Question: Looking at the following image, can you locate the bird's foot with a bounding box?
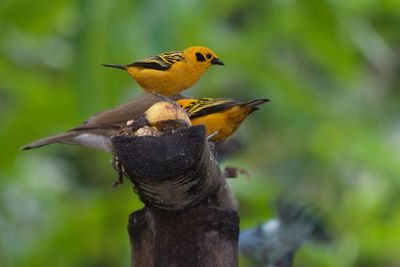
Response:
[151,92,172,102]
[111,156,127,188]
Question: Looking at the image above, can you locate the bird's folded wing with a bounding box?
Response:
[128,51,184,71]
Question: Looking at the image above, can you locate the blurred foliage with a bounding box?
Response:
[1,0,400,266]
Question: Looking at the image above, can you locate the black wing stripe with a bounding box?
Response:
[188,101,241,119]
[241,99,269,114]
[127,51,184,71]
[129,59,171,71]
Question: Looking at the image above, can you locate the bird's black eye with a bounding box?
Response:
[206,53,212,59]
[196,52,206,62]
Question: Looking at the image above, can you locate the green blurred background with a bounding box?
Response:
[1,0,400,266]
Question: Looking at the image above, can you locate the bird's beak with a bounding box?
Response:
[211,58,224,66]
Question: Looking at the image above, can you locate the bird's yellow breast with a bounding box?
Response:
[190,106,252,142]
[127,61,207,96]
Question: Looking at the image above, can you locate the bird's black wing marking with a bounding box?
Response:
[128,51,184,71]
[160,51,185,64]
[188,100,241,119]
[128,56,172,71]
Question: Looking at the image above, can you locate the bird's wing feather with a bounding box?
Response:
[241,99,270,114]
[129,51,184,71]
[21,94,184,151]
[80,93,174,128]
[21,132,81,150]
[184,98,241,119]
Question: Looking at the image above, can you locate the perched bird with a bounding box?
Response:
[239,199,330,267]
[179,97,269,180]
[21,93,168,152]
[178,97,269,142]
[102,46,224,96]
[21,95,268,152]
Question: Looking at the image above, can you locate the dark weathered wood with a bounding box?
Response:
[113,126,205,179]
[129,207,239,267]
[111,125,239,267]
[112,126,236,211]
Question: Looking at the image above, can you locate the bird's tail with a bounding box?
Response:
[102,63,126,70]
[21,132,79,150]
[241,98,270,114]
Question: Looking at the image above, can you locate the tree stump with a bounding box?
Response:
[112,125,239,267]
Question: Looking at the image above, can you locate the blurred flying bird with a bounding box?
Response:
[102,46,224,96]
[21,95,268,152]
[239,199,330,267]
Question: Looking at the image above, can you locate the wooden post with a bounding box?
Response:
[112,125,239,267]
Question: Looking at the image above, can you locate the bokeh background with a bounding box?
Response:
[1,0,400,266]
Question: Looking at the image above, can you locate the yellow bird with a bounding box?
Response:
[102,46,224,96]
[177,97,269,142]
[21,94,268,152]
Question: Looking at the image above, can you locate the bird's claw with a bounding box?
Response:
[151,92,171,103]
[111,156,128,187]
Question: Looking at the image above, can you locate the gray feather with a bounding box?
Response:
[21,132,82,150]
[21,93,180,152]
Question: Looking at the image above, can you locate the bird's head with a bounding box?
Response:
[184,46,224,70]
